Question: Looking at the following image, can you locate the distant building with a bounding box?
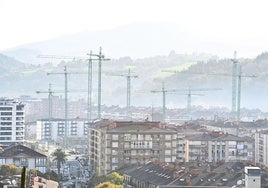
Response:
[36,118,89,149]
[88,120,180,175]
[0,98,25,145]
[186,131,250,162]
[202,121,239,136]
[0,144,47,173]
[24,96,88,119]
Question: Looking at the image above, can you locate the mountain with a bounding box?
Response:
[1,22,220,64]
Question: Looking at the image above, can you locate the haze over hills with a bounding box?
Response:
[0,22,268,112]
[0,22,249,64]
[0,49,268,112]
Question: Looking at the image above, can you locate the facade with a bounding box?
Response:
[186,131,249,162]
[0,98,25,145]
[0,144,47,173]
[36,118,89,148]
[88,120,179,175]
[255,130,268,166]
[245,166,261,188]
[24,96,88,119]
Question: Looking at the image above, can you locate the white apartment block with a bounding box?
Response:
[0,98,25,145]
[36,118,89,148]
[255,130,268,166]
[88,120,180,175]
[186,131,250,162]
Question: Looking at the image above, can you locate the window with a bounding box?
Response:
[112,142,118,147]
[165,135,171,140]
[165,142,171,147]
[165,150,171,155]
[112,134,118,140]
[1,112,12,116]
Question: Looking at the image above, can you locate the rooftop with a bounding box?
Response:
[119,161,266,187]
[187,132,244,142]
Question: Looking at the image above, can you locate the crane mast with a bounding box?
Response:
[107,68,138,119]
[231,51,238,116]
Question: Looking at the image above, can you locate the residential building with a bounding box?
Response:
[36,118,89,149]
[0,144,47,173]
[186,131,250,162]
[88,120,179,175]
[255,130,268,166]
[0,98,25,145]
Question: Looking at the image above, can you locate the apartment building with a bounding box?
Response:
[255,130,268,166]
[0,98,25,145]
[186,131,250,162]
[88,120,179,175]
[36,118,89,149]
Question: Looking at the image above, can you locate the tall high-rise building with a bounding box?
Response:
[0,98,25,145]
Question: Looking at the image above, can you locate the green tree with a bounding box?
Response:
[106,172,123,185]
[88,172,123,188]
[0,164,21,176]
[51,149,66,175]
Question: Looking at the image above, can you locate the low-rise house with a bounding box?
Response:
[0,144,47,173]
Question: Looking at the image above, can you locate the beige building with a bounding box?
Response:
[186,131,249,162]
[88,120,179,175]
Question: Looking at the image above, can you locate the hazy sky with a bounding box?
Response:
[1,0,268,57]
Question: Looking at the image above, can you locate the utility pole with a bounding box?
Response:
[106,68,138,119]
[90,47,110,119]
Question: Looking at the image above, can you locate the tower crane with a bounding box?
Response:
[151,83,168,122]
[173,87,221,119]
[89,47,110,119]
[36,83,53,141]
[151,84,221,122]
[231,51,238,115]
[162,52,256,120]
[36,83,87,143]
[106,68,138,119]
[46,66,89,148]
[38,47,110,120]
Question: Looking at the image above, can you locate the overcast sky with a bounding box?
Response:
[1,0,268,57]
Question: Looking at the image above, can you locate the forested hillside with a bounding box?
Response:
[0,51,267,111]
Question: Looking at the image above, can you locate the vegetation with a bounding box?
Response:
[88,172,123,188]
[1,51,268,110]
[51,149,66,175]
[95,181,122,188]
[0,164,22,176]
